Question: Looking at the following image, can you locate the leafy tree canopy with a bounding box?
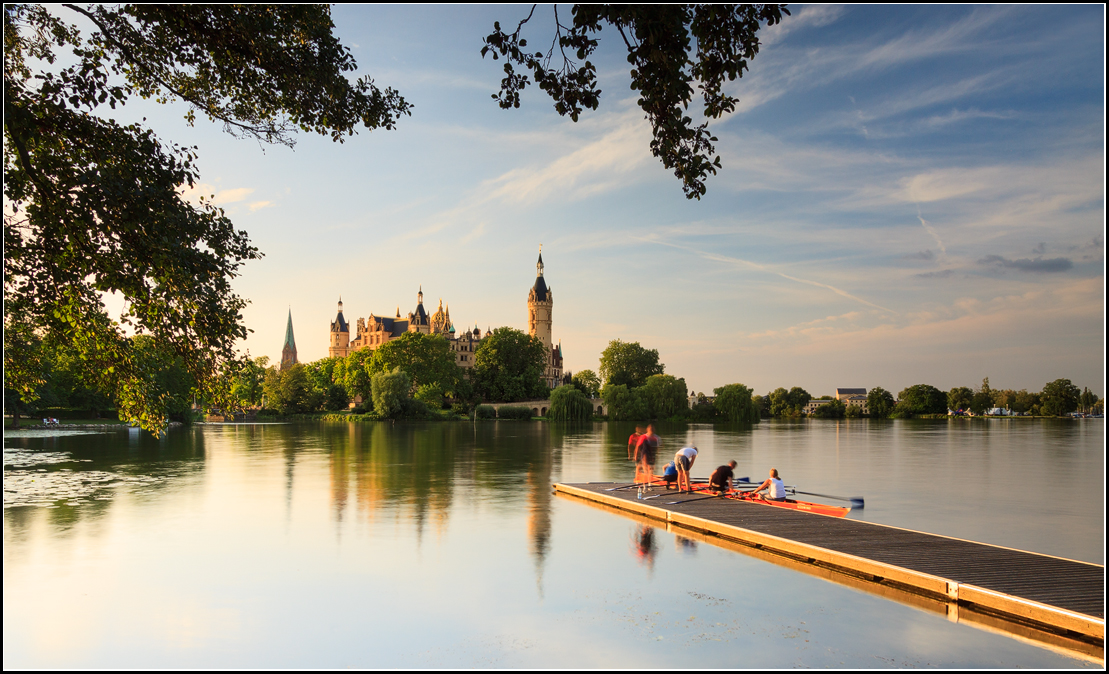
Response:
[895,384,947,417]
[3,5,411,432]
[598,339,664,389]
[548,384,593,422]
[1040,378,1080,417]
[713,383,758,423]
[601,383,648,422]
[947,386,973,412]
[368,332,462,395]
[643,373,687,419]
[866,387,895,419]
[482,4,789,199]
[570,369,601,398]
[471,327,549,402]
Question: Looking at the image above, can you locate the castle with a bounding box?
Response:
[328,252,564,388]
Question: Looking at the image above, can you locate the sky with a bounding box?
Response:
[83,5,1106,397]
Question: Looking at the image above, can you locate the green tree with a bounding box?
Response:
[1012,389,1039,415]
[570,369,601,398]
[970,377,994,415]
[414,383,445,410]
[342,348,375,404]
[768,387,791,417]
[643,374,688,419]
[368,332,461,395]
[867,387,895,419]
[548,384,593,422]
[4,5,410,432]
[371,367,411,418]
[471,327,548,402]
[602,384,649,421]
[1040,379,1080,417]
[1078,387,1099,414]
[947,386,972,412]
[262,364,322,415]
[712,383,759,423]
[810,398,846,419]
[894,384,947,417]
[482,5,789,199]
[598,339,665,388]
[788,387,811,413]
[230,356,269,408]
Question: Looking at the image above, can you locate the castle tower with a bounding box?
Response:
[409,286,430,334]
[527,250,553,350]
[329,298,350,358]
[281,308,298,370]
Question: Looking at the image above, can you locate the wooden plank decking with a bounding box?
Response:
[555,481,1105,652]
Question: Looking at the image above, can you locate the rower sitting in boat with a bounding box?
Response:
[708,461,738,493]
[749,468,787,502]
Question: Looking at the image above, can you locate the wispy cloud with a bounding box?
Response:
[639,237,897,314]
[977,254,1074,273]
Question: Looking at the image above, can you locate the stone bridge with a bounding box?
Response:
[485,398,607,418]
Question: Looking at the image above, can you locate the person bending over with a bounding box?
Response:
[708,461,738,493]
[673,446,698,492]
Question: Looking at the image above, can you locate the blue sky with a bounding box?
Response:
[95,5,1105,397]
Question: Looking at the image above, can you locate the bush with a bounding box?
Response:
[398,397,430,419]
[496,405,533,420]
[548,385,592,422]
[474,404,497,420]
[450,401,471,417]
[372,368,410,417]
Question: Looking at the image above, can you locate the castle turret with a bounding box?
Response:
[527,251,553,350]
[281,308,299,369]
[329,297,350,358]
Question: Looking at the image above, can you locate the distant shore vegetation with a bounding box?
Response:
[6,333,1102,427]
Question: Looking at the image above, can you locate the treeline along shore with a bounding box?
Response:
[8,330,1102,427]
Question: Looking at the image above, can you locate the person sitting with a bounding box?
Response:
[660,460,679,489]
[749,468,787,501]
[708,461,738,493]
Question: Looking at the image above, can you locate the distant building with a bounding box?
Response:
[806,399,832,414]
[836,388,869,414]
[328,251,564,387]
[280,308,298,370]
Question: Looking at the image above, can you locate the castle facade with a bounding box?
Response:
[328,252,564,388]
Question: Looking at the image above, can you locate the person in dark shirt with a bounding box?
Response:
[708,461,738,493]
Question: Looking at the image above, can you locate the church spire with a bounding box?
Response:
[281,308,298,370]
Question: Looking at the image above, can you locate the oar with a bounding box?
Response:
[787,489,865,509]
[605,479,666,492]
[737,478,864,509]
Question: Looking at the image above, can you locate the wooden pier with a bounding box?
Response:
[555,482,1104,658]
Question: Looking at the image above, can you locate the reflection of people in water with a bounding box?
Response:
[675,535,698,555]
[631,524,658,570]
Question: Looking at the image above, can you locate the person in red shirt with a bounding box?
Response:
[634,424,660,484]
[627,425,645,460]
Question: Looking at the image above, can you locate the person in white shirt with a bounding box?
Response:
[749,468,787,502]
[673,446,698,492]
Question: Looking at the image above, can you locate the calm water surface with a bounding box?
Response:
[3,419,1103,668]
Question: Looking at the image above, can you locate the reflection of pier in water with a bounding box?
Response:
[556,481,1104,663]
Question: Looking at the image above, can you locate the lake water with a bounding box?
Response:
[3,419,1103,668]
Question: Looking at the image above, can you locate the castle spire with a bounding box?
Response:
[537,245,544,277]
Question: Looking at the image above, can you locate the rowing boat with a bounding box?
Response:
[724,491,850,517]
[677,482,851,518]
